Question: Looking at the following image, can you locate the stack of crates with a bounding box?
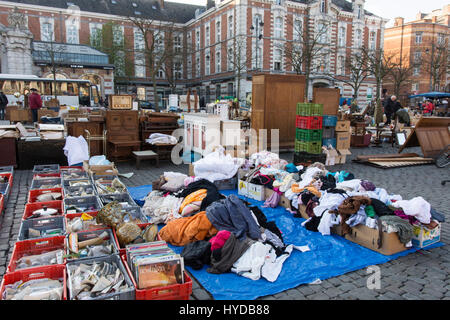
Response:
[295,103,323,155]
[322,115,338,148]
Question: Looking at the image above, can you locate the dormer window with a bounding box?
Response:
[357,5,362,19]
[320,0,326,13]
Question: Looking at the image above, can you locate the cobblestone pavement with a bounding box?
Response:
[1,144,449,300]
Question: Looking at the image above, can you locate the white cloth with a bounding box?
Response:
[63,135,89,166]
[298,167,324,189]
[193,146,244,182]
[146,133,177,145]
[313,192,347,217]
[317,211,340,236]
[142,191,182,224]
[390,196,431,224]
[336,179,362,192]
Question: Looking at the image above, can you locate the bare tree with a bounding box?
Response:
[227,36,253,105]
[362,46,396,124]
[387,53,414,97]
[164,29,191,94]
[281,11,332,101]
[422,39,449,92]
[128,16,177,112]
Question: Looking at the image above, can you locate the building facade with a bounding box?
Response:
[383,5,450,100]
[0,0,386,108]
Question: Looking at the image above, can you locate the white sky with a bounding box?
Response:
[166,0,448,27]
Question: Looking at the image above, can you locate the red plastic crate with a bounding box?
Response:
[120,254,192,300]
[28,188,63,204]
[33,173,61,180]
[0,264,67,300]
[296,116,323,129]
[112,223,154,256]
[65,211,110,233]
[7,236,66,273]
[0,194,4,215]
[22,201,64,220]
[0,173,13,188]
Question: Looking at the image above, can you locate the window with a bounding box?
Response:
[112,25,124,46]
[355,29,362,48]
[276,0,283,5]
[253,45,262,69]
[174,61,182,80]
[339,26,346,47]
[414,51,421,62]
[196,56,200,77]
[41,18,54,42]
[357,5,362,20]
[216,51,221,73]
[228,15,233,38]
[413,66,420,76]
[174,35,182,53]
[206,26,210,46]
[155,33,164,53]
[157,68,164,79]
[66,20,79,44]
[90,23,103,47]
[320,0,326,13]
[216,20,221,43]
[187,56,192,79]
[228,83,234,96]
[415,32,423,44]
[137,87,145,101]
[196,29,200,50]
[205,52,210,75]
[254,14,262,27]
[317,22,327,44]
[338,56,345,75]
[294,19,302,41]
[412,83,419,92]
[228,47,233,71]
[135,56,145,78]
[216,84,221,99]
[369,31,376,50]
[437,33,445,44]
[273,49,282,71]
[274,17,283,38]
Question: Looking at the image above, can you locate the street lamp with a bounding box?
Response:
[250,20,264,71]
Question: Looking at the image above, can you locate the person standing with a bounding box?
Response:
[0,90,8,120]
[383,95,402,126]
[28,88,43,123]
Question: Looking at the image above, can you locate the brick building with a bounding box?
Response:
[383,4,450,102]
[0,0,386,108]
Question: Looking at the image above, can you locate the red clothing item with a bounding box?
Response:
[28,92,43,110]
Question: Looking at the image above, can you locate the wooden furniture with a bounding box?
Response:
[17,139,66,169]
[140,113,180,142]
[147,143,176,161]
[106,110,140,160]
[183,113,221,156]
[66,120,105,156]
[399,117,450,158]
[0,137,17,167]
[251,74,306,149]
[108,95,133,110]
[6,106,32,123]
[313,88,340,115]
[132,150,159,169]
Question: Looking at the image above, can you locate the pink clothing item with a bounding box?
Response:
[209,230,231,251]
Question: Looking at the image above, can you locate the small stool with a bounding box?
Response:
[132,150,159,169]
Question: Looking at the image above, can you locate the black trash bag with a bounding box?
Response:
[181,240,212,270]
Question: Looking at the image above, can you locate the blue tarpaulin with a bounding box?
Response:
[127,186,444,300]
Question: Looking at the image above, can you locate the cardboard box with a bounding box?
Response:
[189,163,194,177]
[238,179,249,197]
[336,149,352,164]
[335,120,351,132]
[247,183,265,201]
[336,132,351,150]
[412,222,441,248]
[83,160,118,177]
[265,188,291,210]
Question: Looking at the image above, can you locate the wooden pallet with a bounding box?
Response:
[353,153,434,169]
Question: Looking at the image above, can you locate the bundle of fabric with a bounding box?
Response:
[158,211,218,246]
[152,172,188,193]
[330,196,372,235]
[141,191,183,224]
[249,151,287,169]
[193,146,244,182]
[175,179,225,211]
[146,133,177,145]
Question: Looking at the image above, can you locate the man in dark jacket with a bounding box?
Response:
[28,88,43,123]
[0,90,8,120]
[383,95,402,126]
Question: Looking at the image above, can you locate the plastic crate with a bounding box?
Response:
[0,264,67,300]
[0,183,10,196]
[322,127,336,139]
[296,103,323,116]
[294,140,322,154]
[93,176,126,195]
[30,178,62,190]
[113,223,154,256]
[120,254,192,300]
[63,178,92,188]
[99,193,137,207]
[65,211,110,233]
[28,188,63,204]
[296,116,323,129]
[295,128,323,142]
[63,185,97,198]
[213,175,238,190]
[322,115,338,127]
[22,201,64,220]
[0,166,14,174]
[64,196,102,214]
[0,173,13,186]
[60,166,84,172]
[66,254,135,300]
[293,152,327,166]
[33,173,61,180]
[322,138,337,148]
[0,194,4,215]
[32,164,60,174]
[65,228,119,263]
[61,170,88,181]
[7,236,66,273]
[18,216,66,241]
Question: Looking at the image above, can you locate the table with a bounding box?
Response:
[146,143,176,160]
[132,150,159,169]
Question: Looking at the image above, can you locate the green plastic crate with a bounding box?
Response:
[296,128,323,142]
[296,103,323,116]
[294,140,322,154]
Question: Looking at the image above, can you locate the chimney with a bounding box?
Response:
[394,17,404,26]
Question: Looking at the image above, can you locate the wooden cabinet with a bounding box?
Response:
[313,88,340,115]
[251,74,306,149]
[106,110,140,160]
[0,138,17,167]
[66,120,105,156]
